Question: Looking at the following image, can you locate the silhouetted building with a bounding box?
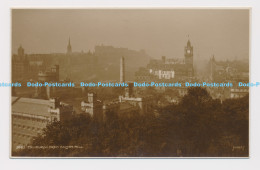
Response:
[81,92,103,121]
[38,65,59,82]
[208,55,249,82]
[12,45,29,81]
[184,39,194,77]
[95,45,150,81]
[12,46,51,81]
[135,39,194,81]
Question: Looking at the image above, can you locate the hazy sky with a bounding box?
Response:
[12,9,249,60]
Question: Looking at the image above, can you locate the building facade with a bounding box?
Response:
[12,46,29,81]
[135,39,194,82]
[12,97,73,151]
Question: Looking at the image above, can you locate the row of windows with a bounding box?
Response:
[231,89,249,92]
[159,75,174,79]
[13,115,49,123]
[13,132,35,139]
[231,94,247,98]
[13,120,47,129]
[158,71,175,74]
[136,76,151,80]
[13,124,43,132]
[13,119,47,126]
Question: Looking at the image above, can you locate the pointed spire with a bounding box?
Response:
[187,34,191,46]
[67,37,72,54]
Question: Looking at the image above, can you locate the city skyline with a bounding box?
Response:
[11,8,249,157]
[12,9,249,60]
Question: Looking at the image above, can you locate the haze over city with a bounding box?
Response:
[12,9,249,60]
[11,8,250,158]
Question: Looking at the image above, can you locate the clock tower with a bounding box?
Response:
[184,39,194,76]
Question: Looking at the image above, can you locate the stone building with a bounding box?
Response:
[81,92,103,121]
[38,65,59,82]
[81,86,154,121]
[135,39,194,82]
[80,91,140,121]
[12,45,29,81]
[118,83,154,115]
[230,87,249,99]
[208,55,249,82]
[12,97,73,151]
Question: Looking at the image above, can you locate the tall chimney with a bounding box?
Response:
[120,56,125,83]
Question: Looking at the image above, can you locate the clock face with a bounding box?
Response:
[187,49,190,54]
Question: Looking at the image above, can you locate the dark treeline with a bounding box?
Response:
[13,87,249,157]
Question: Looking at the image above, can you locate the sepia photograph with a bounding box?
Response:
[11,8,249,157]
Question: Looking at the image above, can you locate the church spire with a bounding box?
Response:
[67,37,72,55]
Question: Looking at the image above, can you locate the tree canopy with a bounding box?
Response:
[13,87,249,157]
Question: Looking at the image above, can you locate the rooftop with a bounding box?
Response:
[12,97,52,117]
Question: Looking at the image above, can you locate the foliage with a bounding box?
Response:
[13,87,249,157]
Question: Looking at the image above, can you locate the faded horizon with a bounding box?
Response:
[12,9,249,61]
